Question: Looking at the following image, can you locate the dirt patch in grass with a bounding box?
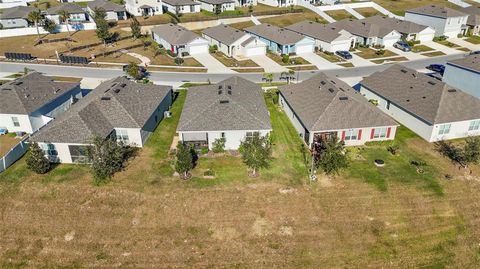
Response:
[267,53,311,66]
[129,46,203,67]
[372,0,459,16]
[371,56,409,64]
[456,47,471,52]
[355,48,398,59]
[228,20,256,30]
[288,65,318,71]
[147,67,207,73]
[435,40,460,48]
[49,76,82,83]
[421,51,447,57]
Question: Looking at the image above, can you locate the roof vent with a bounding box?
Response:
[218,85,222,90]
[428,81,436,85]
[54,89,60,94]
[401,69,407,73]
[328,88,334,93]
[412,73,417,78]
[406,99,410,102]
[339,96,348,100]
[1,88,12,91]
[330,80,336,84]
[447,89,457,93]
[120,83,127,88]
[220,100,229,104]
[422,96,426,99]
[101,96,111,101]
[113,88,121,93]
[227,90,232,95]
[14,81,23,85]
[320,81,326,85]
[227,85,232,90]
[218,90,222,95]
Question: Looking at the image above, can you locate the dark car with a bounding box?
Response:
[426,64,445,74]
[393,41,411,52]
[470,50,480,55]
[335,50,352,60]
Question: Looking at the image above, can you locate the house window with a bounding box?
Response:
[41,143,58,156]
[373,127,387,139]
[386,101,390,110]
[468,120,480,131]
[11,117,20,127]
[221,132,225,138]
[246,131,259,141]
[438,124,451,135]
[69,145,91,163]
[116,129,130,144]
[344,129,358,141]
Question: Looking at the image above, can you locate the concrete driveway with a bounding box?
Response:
[192,53,236,74]
[299,52,340,70]
[423,41,463,55]
[249,55,288,73]
[349,54,373,67]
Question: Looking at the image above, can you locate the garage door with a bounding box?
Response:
[188,44,208,55]
[245,46,266,56]
[295,44,313,54]
[381,36,399,47]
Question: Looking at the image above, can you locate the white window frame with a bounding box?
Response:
[344,129,358,141]
[116,129,130,144]
[438,124,451,135]
[373,127,387,139]
[468,120,480,132]
[41,143,58,156]
[245,131,259,141]
[11,117,20,127]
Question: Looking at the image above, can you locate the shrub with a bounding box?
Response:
[212,137,226,153]
[375,49,385,56]
[166,50,177,57]
[174,57,184,65]
[200,146,209,155]
[203,169,215,177]
[26,142,50,174]
[433,36,447,42]
[209,44,218,53]
[282,54,290,64]
[387,144,399,155]
[368,99,379,106]
[175,143,194,179]
[88,137,131,184]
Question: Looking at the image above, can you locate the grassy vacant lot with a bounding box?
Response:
[355,7,382,17]
[325,10,356,21]
[1,89,480,268]
[128,46,203,67]
[259,11,326,27]
[372,0,460,16]
[355,47,398,59]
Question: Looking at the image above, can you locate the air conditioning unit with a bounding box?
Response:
[164,111,172,118]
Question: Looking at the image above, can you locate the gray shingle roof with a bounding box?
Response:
[87,0,125,12]
[463,6,480,26]
[31,77,172,144]
[177,77,271,132]
[286,21,348,43]
[202,24,247,46]
[151,23,202,45]
[196,0,234,4]
[447,55,480,73]
[362,16,431,35]
[0,72,79,115]
[0,6,38,20]
[360,64,480,125]
[46,3,86,15]
[330,18,396,38]
[163,0,200,6]
[406,5,467,19]
[245,24,306,45]
[279,73,396,132]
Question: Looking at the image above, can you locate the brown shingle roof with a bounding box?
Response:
[406,5,467,19]
[151,23,202,45]
[360,65,480,125]
[245,24,306,45]
[330,18,396,38]
[362,16,431,35]
[0,6,38,20]
[279,73,397,132]
[463,6,480,26]
[286,21,348,43]
[447,55,480,73]
[202,24,247,46]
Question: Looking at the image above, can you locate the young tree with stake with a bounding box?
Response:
[175,143,193,179]
[239,133,272,177]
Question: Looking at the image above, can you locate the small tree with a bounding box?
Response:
[313,136,348,175]
[26,142,50,174]
[88,136,127,184]
[282,54,290,64]
[130,17,142,39]
[42,18,56,34]
[262,73,273,85]
[125,62,140,79]
[280,69,295,84]
[463,137,480,167]
[28,10,42,39]
[209,44,218,53]
[248,4,253,13]
[212,137,226,153]
[93,8,111,46]
[174,57,184,66]
[150,42,163,57]
[239,133,272,177]
[175,143,193,179]
[58,9,70,35]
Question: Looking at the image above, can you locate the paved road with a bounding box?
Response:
[0,53,468,85]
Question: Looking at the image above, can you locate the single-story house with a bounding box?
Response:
[286,21,355,53]
[359,64,480,142]
[195,0,235,13]
[87,0,127,21]
[31,77,173,163]
[0,72,82,134]
[162,0,200,14]
[362,15,436,42]
[125,0,163,16]
[244,24,315,54]
[177,76,272,150]
[279,73,398,147]
[443,55,480,99]
[463,6,480,36]
[257,0,295,8]
[330,18,402,47]
[234,0,256,7]
[46,3,89,24]
[0,6,38,29]
[202,24,267,57]
[405,5,469,38]
[152,23,209,56]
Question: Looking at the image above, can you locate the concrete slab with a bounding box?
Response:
[299,52,340,70]
[192,53,236,74]
[249,55,288,73]
[349,54,373,67]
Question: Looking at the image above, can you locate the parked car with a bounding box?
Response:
[335,50,352,60]
[393,41,411,52]
[426,64,445,74]
[470,50,480,55]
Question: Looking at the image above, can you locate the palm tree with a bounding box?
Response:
[58,9,70,35]
[27,10,42,39]
[280,70,296,84]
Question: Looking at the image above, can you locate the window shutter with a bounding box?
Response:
[358,129,362,140]
[341,131,345,141]
[387,127,392,138]
[370,128,375,139]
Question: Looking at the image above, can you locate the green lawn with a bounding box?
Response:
[434,40,460,48]
[411,45,434,53]
[344,126,443,195]
[317,51,344,63]
[421,51,446,57]
[355,48,398,59]
[465,36,480,45]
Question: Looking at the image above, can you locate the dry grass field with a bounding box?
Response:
[1,89,480,268]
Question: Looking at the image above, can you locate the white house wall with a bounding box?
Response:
[431,119,480,142]
[405,12,468,38]
[180,129,271,150]
[125,0,163,16]
[46,13,88,24]
[0,114,33,133]
[257,0,294,7]
[197,2,234,12]
[163,3,200,13]
[0,18,29,28]
[443,65,480,99]
[279,93,307,141]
